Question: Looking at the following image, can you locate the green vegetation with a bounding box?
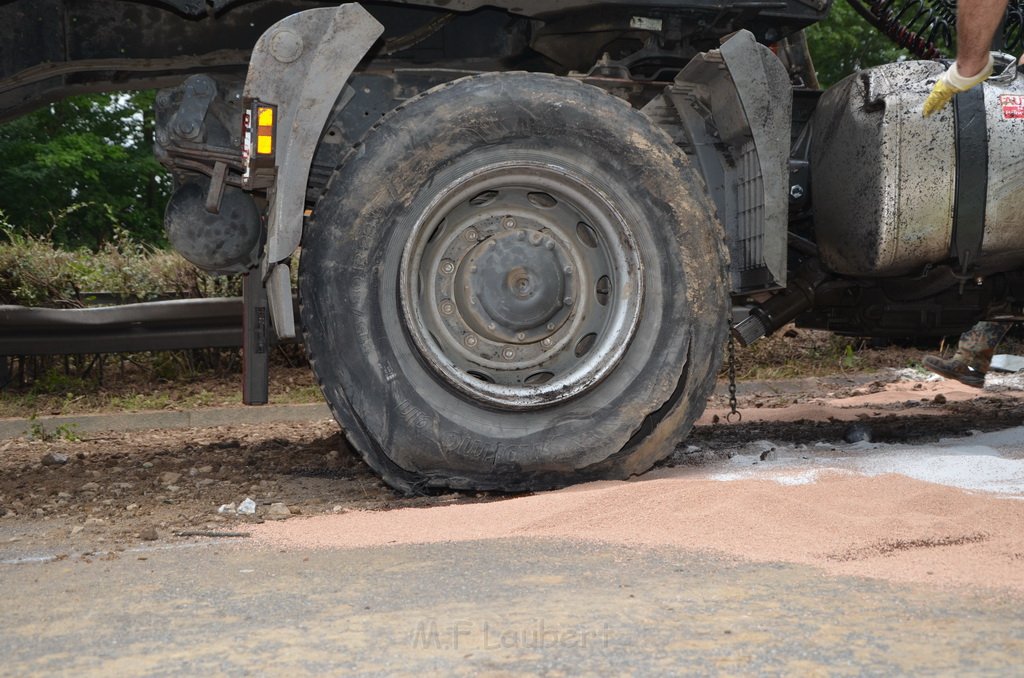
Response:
[25,414,81,442]
[0,218,239,307]
[0,92,169,249]
[806,0,912,86]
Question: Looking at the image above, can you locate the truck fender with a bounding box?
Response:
[243,3,384,337]
[667,29,791,296]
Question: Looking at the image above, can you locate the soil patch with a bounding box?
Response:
[3,369,1024,594]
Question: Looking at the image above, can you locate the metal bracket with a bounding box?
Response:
[242,272,269,405]
[266,263,295,340]
[205,161,228,214]
[169,74,217,143]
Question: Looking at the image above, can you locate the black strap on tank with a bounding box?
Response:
[951,84,988,273]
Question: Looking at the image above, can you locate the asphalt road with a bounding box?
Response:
[2,537,1021,675]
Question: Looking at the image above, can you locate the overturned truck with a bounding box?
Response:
[3,0,1024,492]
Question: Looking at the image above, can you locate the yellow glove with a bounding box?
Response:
[922,54,994,117]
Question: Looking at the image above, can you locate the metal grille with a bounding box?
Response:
[735,140,766,272]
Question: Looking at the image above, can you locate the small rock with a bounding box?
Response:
[142,462,153,469]
[139,527,159,541]
[844,423,872,444]
[84,517,105,526]
[57,492,72,499]
[79,482,100,492]
[70,526,84,536]
[41,452,69,466]
[265,503,292,520]
[933,393,947,404]
[159,472,181,485]
[126,503,139,511]
[759,449,777,462]
[237,498,257,515]
[196,465,214,474]
[217,503,237,514]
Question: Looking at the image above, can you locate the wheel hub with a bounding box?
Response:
[400,162,643,409]
[456,228,572,344]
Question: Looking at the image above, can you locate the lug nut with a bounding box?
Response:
[503,217,516,229]
[465,229,478,241]
[440,300,455,315]
[546,323,556,331]
[563,296,574,306]
[465,334,479,347]
[440,259,455,274]
[501,347,516,360]
[564,265,573,275]
[541,338,553,348]
[516,332,526,341]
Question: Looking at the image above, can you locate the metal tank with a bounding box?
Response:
[810,58,1024,277]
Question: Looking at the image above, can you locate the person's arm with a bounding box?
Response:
[957,0,1009,75]
[922,0,1007,116]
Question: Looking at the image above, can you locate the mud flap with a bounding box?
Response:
[668,29,791,295]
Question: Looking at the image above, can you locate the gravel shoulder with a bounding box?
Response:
[3,367,1023,569]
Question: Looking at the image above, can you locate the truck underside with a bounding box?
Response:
[3,0,1024,491]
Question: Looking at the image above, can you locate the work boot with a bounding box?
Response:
[923,321,1010,388]
[921,354,986,388]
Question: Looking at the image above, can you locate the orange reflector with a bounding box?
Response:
[256,106,275,155]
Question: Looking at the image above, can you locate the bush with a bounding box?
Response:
[0,214,240,307]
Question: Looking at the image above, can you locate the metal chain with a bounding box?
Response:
[726,327,742,423]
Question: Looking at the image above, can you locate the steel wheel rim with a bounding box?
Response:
[399,160,643,410]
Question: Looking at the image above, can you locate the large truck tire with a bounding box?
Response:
[300,72,729,493]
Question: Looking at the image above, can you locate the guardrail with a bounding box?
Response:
[0,297,298,356]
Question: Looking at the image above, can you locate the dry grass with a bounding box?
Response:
[0,362,320,419]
